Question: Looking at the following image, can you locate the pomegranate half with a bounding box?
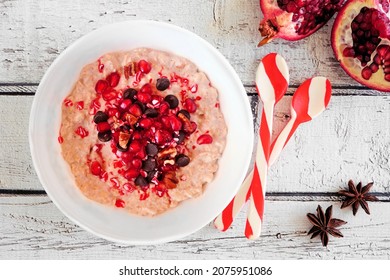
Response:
[258,0,346,46]
[332,0,390,92]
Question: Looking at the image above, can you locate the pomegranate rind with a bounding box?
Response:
[331,0,390,92]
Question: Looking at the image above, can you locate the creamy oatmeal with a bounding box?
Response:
[60,48,227,216]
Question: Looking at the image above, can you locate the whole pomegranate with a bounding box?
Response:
[332,0,390,92]
[259,0,346,45]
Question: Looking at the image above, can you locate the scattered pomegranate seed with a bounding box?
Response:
[155,129,172,145]
[95,80,108,94]
[184,98,197,113]
[215,102,220,108]
[197,133,213,145]
[159,102,170,115]
[136,148,147,159]
[63,99,73,107]
[190,84,198,93]
[89,98,101,115]
[107,108,120,118]
[90,161,102,176]
[97,59,104,73]
[106,72,120,87]
[58,135,64,144]
[137,92,152,104]
[110,177,120,189]
[75,101,84,110]
[75,126,89,138]
[96,122,111,132]
[140,83,153,95]
[139,191,150,201]
[115,198,125,208]
[100,171,108,182]
[138,60,152,74]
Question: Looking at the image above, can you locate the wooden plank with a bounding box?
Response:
[0,0,382,90]
[1,195,389,259]
[1,95,390,192]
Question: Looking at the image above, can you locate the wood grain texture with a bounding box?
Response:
[0,0,383,92]
[2,94,390,193]
[0,195,389,259]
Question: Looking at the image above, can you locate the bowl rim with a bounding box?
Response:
[29,20,254,244]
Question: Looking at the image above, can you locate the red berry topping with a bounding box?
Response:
[102,89,118,101]
[96,122,111,132]
[140,83,153,95]
[155,129,172,145]
[115,198,125,208]
[137,92,152,104]
[90,161,102,176]
[184,98,197,113]
[138,60,151,74]
[107,108,120,118]
[75,101,84,110]
[197,133,213,145]
[131,158,143,169]
[106,72,120,87]
[169,115,182,131]
[95,80,108,94]
[138,118,153,129]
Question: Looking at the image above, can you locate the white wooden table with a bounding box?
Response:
[1,0,390,259]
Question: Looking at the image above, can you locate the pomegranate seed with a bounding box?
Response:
[102,89,118,101]
[155,129,172,145]
[75,126,89,138]
[140,83,153,95]
[63,99,73,107]
[106,72,120,87]
[122,183,136,193]
[90,161,102,176]
[150,95,163,107]
[131,158,143,169]
[119,99,132,111]
[190,84,198,93]
[370,63,379,73]
[385,74,390,82]
[132,131,143,140]
[96,122,111,132]
[184,98,197,113]
[100,171,108,182]
[161,116,171,129]
[159,102,170,115]
[136,148,147,159]
[137,92,152,104]
[115,199,125,208]
[128,140,142,153]
[95,80,108,94]
[58,135,64,144]
[139,118,153,129]
[197,133,213,145]
[138,60,151,74]
[75,101,84,110]
[107,108,120,118]
[128,104,142,117]
[361,66,372,80]
[124,169,139,179]
[169,115,182,131]
[384,66,390,74]
[120,151,133,162]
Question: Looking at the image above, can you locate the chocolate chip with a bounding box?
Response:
[156,77,170,91]
[135,175,148,187]
[134,101,146,112]
[142,157,157,172]
[175,154,190,167]
[144,108,159,118]
[93,111,109,123]
[146,143,158,156]
[146,170,157,182]
[174,131,186,144]
[116,142,128,152]
[164,95,179,109]
[123,88,137,101]
[98,131,112,142]
[177,109,190,120]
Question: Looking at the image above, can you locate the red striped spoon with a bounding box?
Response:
[269,77,332,166]
[214,53,289,232]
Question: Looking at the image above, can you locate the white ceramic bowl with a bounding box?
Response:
[29,20,253,244]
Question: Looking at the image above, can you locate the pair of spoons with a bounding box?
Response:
[215,53,332,239]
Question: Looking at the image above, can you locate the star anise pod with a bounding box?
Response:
[307,205,347,247]
[339,180,378,215]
